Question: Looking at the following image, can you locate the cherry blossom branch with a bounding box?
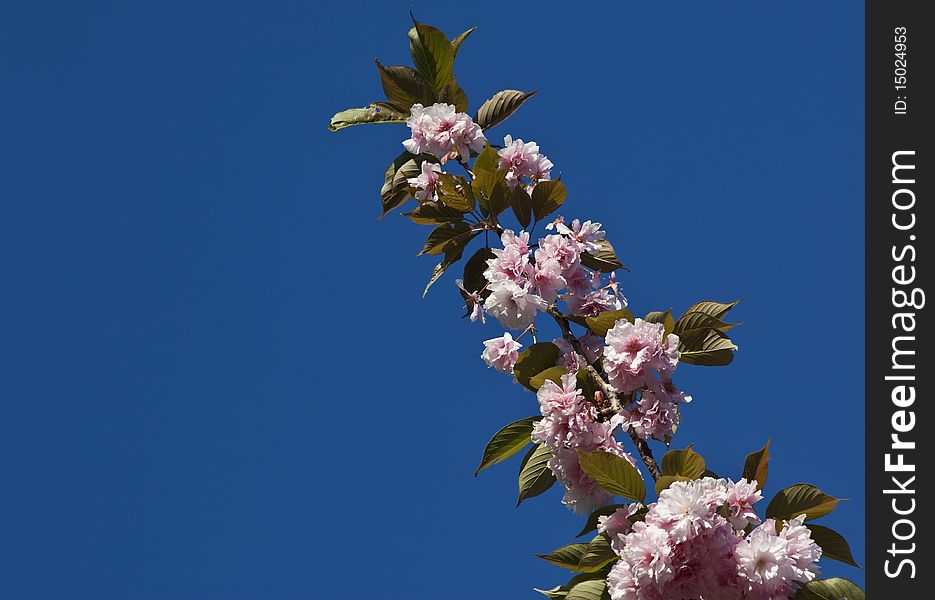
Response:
[627,430,662,482]
[547,306,662,481]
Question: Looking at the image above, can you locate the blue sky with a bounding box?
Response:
[0,2,863,598]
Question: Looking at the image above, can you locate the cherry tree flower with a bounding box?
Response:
[602,477,822,600]
[735,516,821,600]
[536,234,580,275]
[620,388,681,442]
[566,287,622,317]
[725,478,763,529]
[403,103,486,163]
[407,161,442,201]
[599,503,644,554]
[497,135,553,189]
[456,279,485,323]
[481,333,522,374]
[483,280,548,329]
[603,318,681,392]
[551,217,606,253]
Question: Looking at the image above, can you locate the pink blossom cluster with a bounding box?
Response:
[619,377,692,443]
[531,373,635,514]
[603,318,680,393]
[403,103,486,164]
[604,478,820,600]
[480,223,625,330]
[497,135,553,190]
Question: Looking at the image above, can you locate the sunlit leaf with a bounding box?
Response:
[580,239,624,273]
[329,106,407,131]
[530,366,569,390]
[513,342,560,391]
[418,221,473,255]
[517,443,557,506]
[793,578,864,600]
[806,524,861,568]
[450,26,476,58]
[742,440,770,490]
[531,180,567,222]
[375,60,434,108]
[577,450,646,503]
[408,20,454,93]
[661,446,706,479]
[766,484,841,521]
[475,416,540,476]
[585,309,634,337]
[475,89,538,130]
[678,328,738,366]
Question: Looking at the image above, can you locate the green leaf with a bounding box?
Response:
[575,534,617,573]
[462,247,494,294]
[566,578,610,600]
[510,184,533,228]
[474,89,538,130]
[531,180,568,222]
[475,416,540,476]
[486,179,514,216]
[435,173,475,211]
[328,106,407,131]
[450,26,476,58]
[534,586,568,600]
[408,20,454,93]
[806,524,862,568]
[766,483,841,521]
[535,572,608,600]
[661,446,706,479]
[536,542,589,570]
[793,578,864,600]
[423,238,469,297]
[374,60,434,108]
[585,308,634,337]
[403,201,465,225]
[742,440,770,490]
[673,311,739,337]
[472,142,500,174]
[576,504,630,538]
[517,443,557,506]
[682,300,740,321]
[644,309,675,338]
[418,221,472,255]
[577,450,646,503]
[380,152,428,215]
[530,366,569,390]
[470,144,502,209]
[655,475,692,495]
[440,78,468,113]
[580,239,625,273]
[678,328,738,366]
[513,342,561,391]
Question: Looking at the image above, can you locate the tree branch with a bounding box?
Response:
[547,305,662,481]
